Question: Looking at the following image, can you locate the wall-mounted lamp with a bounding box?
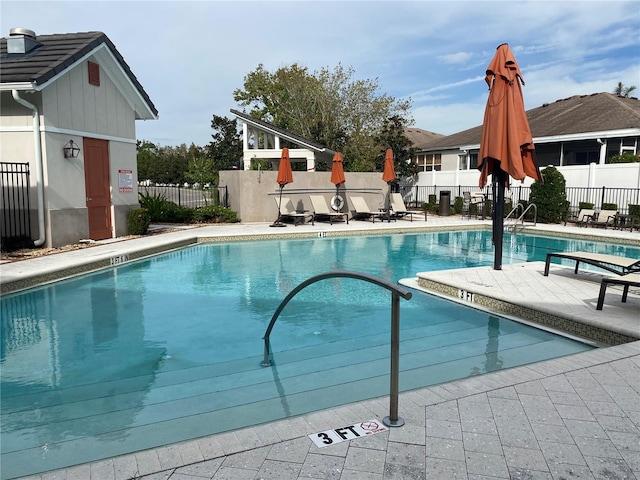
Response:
[63,139,80,159]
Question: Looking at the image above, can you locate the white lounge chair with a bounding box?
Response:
[277,197,313,226]
[390,193,412,221]
[309,195,348,224]
[565,208,595,227]
[544,251,640,277]
[587,210,617,229]
[349,196,385,222]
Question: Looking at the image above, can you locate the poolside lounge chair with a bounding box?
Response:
[586,210,617,229]
[544,251,640,277]
[596,273,640,310]
[309,195,349,224]
[565,208,595,227]
[390,193,426,221]
[349,196,386,222]
[277,197,314,226]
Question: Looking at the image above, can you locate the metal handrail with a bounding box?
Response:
[506,203,538,231]
[504,203,524,223]
[261,270,412,427]
[521,203,538,226]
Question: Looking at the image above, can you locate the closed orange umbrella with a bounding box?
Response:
[478,43,542,269]
[382,148,396,221]
[478,43,541,189]
[330,152,346,212]
[271,148,293,227]
[276,147,293,186]
[382,148,396,183]
[330,152,345,187]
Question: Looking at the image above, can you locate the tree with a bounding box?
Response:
[204,115,243,184]
[613,82,636,97]
[529,166,570,223]
[136,140,159,182]
[136,141,192,184]
[374,115,418,179]
[233,63,413,172]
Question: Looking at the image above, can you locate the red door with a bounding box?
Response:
[83,138,112,240]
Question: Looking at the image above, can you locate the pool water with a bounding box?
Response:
[2,230,637,479]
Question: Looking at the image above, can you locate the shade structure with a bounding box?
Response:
[271,148,294,227]
[382,149,396,221]
[478,43,542,269]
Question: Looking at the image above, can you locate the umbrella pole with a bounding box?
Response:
[270,186,286,227]
[385,186,390,222]
[493,167,505,270]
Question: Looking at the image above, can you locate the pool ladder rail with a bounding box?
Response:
[505,203,537,232]
[261,270,412,428]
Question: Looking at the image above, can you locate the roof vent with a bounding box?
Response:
[7,27,41,54]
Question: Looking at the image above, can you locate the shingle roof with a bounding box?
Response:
[404,127,446,149]
[423,93,640,150]
[0,30,158,117]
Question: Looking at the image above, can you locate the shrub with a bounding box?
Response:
[529,166,570,223]
[192,205,239,223]
[602,203,618,211]
[138,190,170,222]
[160,203,194,223]
[608,152,640,163]
[453,196,463,215]
[578,201,594,210]
[128,208,151,235]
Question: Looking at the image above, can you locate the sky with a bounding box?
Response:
[2,1,639,147]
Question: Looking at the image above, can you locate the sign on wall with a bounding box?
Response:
[118,169,133,192]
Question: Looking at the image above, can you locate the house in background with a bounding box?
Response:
[409,93,640,190]
[0,28,157,248]
[403,127,445,172]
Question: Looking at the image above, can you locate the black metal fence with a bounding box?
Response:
[137,184,229,209]
[1,162,32,245]
[399,184,640,214]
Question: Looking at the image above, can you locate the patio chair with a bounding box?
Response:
[308,195,349,224]
[544,251,640,277]
[349,196,386,222]
[277,197,313,226]
[565,208,595,227]
[586,210,617,229]
[596,273,640,310]
[390,193,412,221]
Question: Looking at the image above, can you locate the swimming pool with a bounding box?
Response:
[2,230,637,479]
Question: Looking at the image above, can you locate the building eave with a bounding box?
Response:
[0,82,35,91]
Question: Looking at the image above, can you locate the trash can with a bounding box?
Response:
[438,191,451,216]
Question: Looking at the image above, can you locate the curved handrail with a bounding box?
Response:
[262,270,412,350]
[261,270,413,427]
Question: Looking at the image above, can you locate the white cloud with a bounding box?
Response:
[440,52,473,65]
[2,0,638,146]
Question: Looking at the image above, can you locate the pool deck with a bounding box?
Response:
[3,216,639,480]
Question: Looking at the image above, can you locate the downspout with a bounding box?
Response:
[12,90,46,246]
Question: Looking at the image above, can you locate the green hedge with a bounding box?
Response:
[128,208,151,235]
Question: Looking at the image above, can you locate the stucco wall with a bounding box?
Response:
[220,170,392,222]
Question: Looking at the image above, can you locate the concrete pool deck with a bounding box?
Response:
[2,216,639,480]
